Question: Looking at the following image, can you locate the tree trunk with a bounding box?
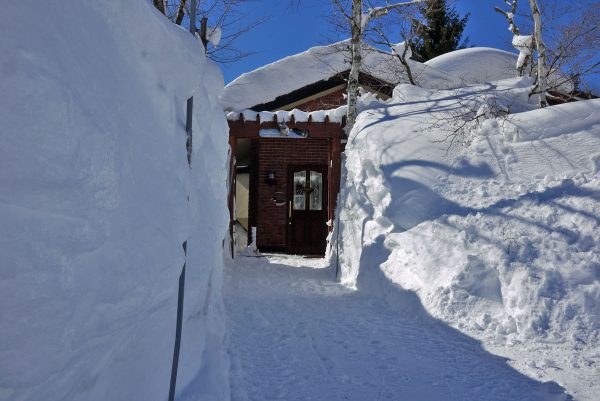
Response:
[200,17,209,48]
[175,0,188,26]
[346,0,363,133]
[153,0,166,15]
[494,1,533,77]
[399,42,417,85]
[189,0,198,35]
[344,0,425,132]
[529,0,548,107]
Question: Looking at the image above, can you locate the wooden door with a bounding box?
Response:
[287,165,328,255]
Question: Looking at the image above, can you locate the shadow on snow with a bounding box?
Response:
[225,252,573,401]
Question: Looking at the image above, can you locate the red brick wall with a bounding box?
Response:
[255,138,330,250]
[293,88,346,112]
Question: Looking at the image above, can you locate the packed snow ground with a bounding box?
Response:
[334,78,600,400]
[225,254,571,401]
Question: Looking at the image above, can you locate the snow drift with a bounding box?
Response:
[334,74,600,400]
[0,2,229,401]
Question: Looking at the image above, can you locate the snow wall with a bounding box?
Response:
[0,2,229,401]
[332,78,600,398]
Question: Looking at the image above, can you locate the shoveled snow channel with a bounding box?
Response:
[225,254,571,401]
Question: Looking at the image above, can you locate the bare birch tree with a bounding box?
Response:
[528,0,548,107]
[495,0,549,107]
[495,0,534,77]
[333,0,425,132]
[496,0,599,105]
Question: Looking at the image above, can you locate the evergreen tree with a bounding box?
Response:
[411,0,469,61]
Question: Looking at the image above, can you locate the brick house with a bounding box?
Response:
[222,44,591,256]
[222,42,403,256]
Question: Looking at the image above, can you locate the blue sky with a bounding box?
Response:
[220,0,512,83]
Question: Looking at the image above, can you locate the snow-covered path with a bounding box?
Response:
[225,255,569,401]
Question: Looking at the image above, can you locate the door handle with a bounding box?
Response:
[288,200,292,220]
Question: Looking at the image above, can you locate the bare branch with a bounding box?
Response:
[494,0,520,35]
[333,0,352,20]
[371,25,418,85]
[368,0,426,20]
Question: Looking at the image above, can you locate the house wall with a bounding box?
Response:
[254,137,330,251]
[290,88,346,112]
[235,173,249,230]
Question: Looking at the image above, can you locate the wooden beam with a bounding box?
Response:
[228,120,346,139]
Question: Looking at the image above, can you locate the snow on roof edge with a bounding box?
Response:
[227,106,348,124]
[225,40,351,88]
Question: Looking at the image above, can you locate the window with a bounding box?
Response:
[309,171,322,210]
[293,171,306,210]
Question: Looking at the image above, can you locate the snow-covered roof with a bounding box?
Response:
[424,47,574,93]
[424,47,519,85]
[221,41,411,111]
[221,43,530,112]
[222,44,578,113]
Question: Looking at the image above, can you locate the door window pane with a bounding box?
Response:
[293,171,306,210]
[309,171,322,211]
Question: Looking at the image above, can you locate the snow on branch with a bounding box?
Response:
[495,0,534,77]
[512,35,533,72]
[365,0,426,26]
[494,0,520,36]
[206,26,222,47]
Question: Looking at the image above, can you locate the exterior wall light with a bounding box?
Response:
[265,170,277,185]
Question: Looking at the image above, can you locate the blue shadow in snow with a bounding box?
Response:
[381,158,597,243]
[354,236,573,401]
[386,158,496,179]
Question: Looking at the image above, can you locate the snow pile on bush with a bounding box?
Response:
[335,76,600,399]
[0,2,229,401]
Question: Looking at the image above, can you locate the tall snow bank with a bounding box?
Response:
[0,2,229,401]
[334,79,600,399]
